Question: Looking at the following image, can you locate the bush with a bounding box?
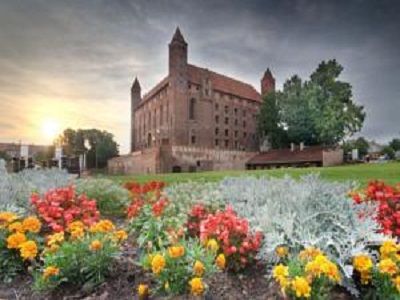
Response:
[125,181,187,251]
[31,186,100,232]
[351,180,400,237]
[352,240,400,298]
[0,160,73,212]
[76,178,131,216]
[272,247,341,299]
[199,206,262,271]
[217,175,384,294]
[140,238,217,296]
[0,212,43,282]
[33,219,127,291]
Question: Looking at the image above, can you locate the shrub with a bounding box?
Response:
[218,175,385,294]
[31,186,100,232]
[199,206,262,271]
[272,247,341,299]
[75,178,131,216]
[140,238,216,296]
[351,180,400,237]
[352,240,400,298]
[0,160,73,212]
[0,212,43,282]
[34,219,126,291]
[126,181,186,251]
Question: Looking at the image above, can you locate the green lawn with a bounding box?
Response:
[102,161,400,186]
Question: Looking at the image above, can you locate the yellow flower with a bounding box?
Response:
[206,239,219,252]
[22,216,41,233]
[393,276,400,292]
[47,232,64,246]
[215,253,226,270]
[291,276,311,298]
[43,266,60,279]
[90,219,115,233]
[193,260,205,276]
[164,281,170,290]
[113,230,128,242]
[168,245,185,258]
[276,246,289,258]
[322,259,341,283]
[137,283,149,299]
[8,222,24,233]
[46,244,60,253]
[7,232,27,249]
[378,258,398,276]
[189,277,204,296]
[67,221,85,239]
[151,254,166,275]
[0,212,18,226]
[19,240,38,260]
[89,240,103,251]
[353,254,373,273]
[299,247,323,261]
[380,240,398,259]
[273,264,289,280]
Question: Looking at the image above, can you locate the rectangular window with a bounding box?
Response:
[225,140,229,147]
[225,129,229,136]
[215,139,219,146]
[191,135,196,144]
[215,115,219,123]
[243,120,246,128]
[234,130,238,138]
[234,108,238,115]
[234,141,238,149]
[215,128,219,135]
[225,105,229,114]
[234,119,238,126]
[243,132,247,138]
[225,117,229,125]
[215,103,219,110]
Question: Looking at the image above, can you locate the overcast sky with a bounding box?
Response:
[0,0,399,153]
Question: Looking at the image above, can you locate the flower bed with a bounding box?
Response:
[1,174,400,299]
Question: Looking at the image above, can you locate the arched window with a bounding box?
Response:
[189,98,196,120]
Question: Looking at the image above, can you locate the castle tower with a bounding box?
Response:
[168,27,189,145]
[131,77,141,152]
[261,68,276,96]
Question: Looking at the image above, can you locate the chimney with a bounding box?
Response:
[290,143,295,152]
[300,142,304,151]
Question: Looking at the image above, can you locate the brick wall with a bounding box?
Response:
[322,148,344,167]
[108,148,160,175]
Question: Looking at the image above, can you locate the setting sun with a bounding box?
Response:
[41,119,60,141]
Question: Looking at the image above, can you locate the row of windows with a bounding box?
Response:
[215,115,247,128]
[215,128,247,138]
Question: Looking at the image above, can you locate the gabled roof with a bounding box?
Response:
[247,146,326,165]
[187,64,261,102]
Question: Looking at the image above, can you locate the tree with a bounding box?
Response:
[55,128,119,169]
[257,59,366,148]
[382,146,395,160]
[389,138,400,151]
[257,91,287,148]
[0,150,11,162]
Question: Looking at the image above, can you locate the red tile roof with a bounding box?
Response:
[187,64,261,102]
[247,146,325,165]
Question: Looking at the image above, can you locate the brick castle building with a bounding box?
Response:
[108,28,276,174]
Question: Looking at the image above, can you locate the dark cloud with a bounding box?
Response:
[0,0,399,152]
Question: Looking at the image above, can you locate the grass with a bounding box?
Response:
[101,161,400,186]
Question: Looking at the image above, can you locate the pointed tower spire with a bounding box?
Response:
[261,68,276,95]
[132,77,141,90]
[171,27,187,44]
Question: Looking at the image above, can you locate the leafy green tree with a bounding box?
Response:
[343,137,370,158]
[382,146,395,160]
[389,138,400,151]
[55,128,119,169]
[257,59,366,148]
[257,91,287,148]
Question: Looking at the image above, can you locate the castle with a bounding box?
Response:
[108,28,275,174]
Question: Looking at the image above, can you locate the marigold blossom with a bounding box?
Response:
[189,277,204,296]
[43,266,60,279]
[19,240,38,260]
[7,232,27,249]
[193,260,205,276]
[151,254,166,275]
[89,240,103,251]
[22,216,41,233]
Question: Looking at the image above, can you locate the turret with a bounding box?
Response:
[169,27,188,79]
[261,68,276,96]
[130,77,141,152]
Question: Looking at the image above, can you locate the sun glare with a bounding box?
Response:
[41,119,60,141]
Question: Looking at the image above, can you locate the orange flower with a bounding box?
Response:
[189,277,204,296]
[0,212,18,226]
[8,222,25,233]
[7,232,27,249]
[43,266,60,279]
[90,219,115,233]
[113,230,128,242]
[89,240,102,251]
[216,253,226,269]
[137,283,149,299]
[151,254,166,274]
[193,260,205,276]
[168,245,185,258]
[22,216,41,233]
[19,240,38,260]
